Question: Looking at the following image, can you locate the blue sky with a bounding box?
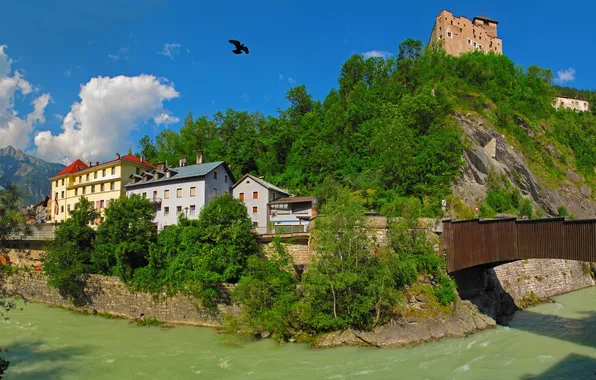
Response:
[1,0,594,163]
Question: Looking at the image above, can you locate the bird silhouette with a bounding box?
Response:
[229,40,249,55]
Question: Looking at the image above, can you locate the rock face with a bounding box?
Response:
[452,113,596,218]
[312,300,496,348]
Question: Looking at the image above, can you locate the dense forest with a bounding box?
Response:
[137,39,596,217]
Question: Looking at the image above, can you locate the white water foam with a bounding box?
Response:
[538,355,553,362]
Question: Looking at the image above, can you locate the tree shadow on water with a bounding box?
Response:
[2,340,94,379]
[509,310,596,350]
[521,353,596,380]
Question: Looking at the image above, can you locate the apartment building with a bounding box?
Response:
[553,97,590,112]
[49,153,156,225]
[125,153,234,230]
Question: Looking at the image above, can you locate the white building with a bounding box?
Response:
[553,97,590,112]
[125,155,234,230]
[232,174,316,234]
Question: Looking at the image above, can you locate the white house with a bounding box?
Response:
[232,174,316,234]
[125,154,234,230]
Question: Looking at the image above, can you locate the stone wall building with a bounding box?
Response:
[553,97,590,112]
[429,10,502,56]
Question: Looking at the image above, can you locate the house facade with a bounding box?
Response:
[49,154,156,225]
[232,174,290,234]
[125,158,234,229]
[553,97,590,112]
[232,174,317,234]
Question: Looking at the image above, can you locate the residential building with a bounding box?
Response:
[232,174,317,234]
[429,10,502,56]
[232,174,290,234]
[553,97,590,112]
[125,153,234,230]
[49,153,156,225]
[269,196,317,233]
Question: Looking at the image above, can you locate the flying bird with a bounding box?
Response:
[229,40,249,55]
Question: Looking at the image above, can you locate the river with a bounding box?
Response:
[1,287,595,380]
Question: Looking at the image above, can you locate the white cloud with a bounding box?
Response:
[34,74,179,163]
[154,113,180,125]
[555,68,576,84]
[288,77,296,85]
[54,114,64,121]
[186,48,191,54]
[362,50,392,59]
[158,43,181,59]
[0,45,50,150]
[278,74,284,80]
[108,54,120,61]
[64,68,72,77]
[108,48,129,61]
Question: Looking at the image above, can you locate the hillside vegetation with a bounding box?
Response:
[137,39,596,217]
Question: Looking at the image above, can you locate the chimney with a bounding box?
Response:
[179,157,186,167]
[116,153,120,160]
[140,155,144,163]
[156,162,165,171]
[96,162,99,166]
[196,150,203,164]
[88,162,92,167]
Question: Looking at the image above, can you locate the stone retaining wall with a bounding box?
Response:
[494,259,595,304]
[0,271,237,327]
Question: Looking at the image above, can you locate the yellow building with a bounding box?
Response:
[49,153,156,225]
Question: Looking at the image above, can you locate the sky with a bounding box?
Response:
[1,0,595,164]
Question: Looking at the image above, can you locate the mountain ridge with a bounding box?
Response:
[0,145,65,205]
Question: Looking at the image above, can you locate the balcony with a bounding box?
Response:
[149,197,162,205]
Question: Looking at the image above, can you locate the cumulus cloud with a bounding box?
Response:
[64,68,72,77]
[362,50,392,59]
[0,45,50,149]
[555,68,576,84]
[154,113,180,125]
[278,73,284,80]
[158,43,181,59]
[34,74,180,163]
[288,77,296,85]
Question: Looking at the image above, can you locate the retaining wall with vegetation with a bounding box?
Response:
[0,271,237,326]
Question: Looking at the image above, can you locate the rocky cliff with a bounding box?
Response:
[452,113,596,218]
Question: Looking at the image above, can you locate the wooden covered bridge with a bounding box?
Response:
[442,217,596,273]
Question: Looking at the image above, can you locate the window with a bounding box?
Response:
[190,205,196,215]
[252,206,258,214]
[467,38,471,45]
[100,183,105,192]
[82,187,86,195]
[224,175,228,183]
[61,178,65,186]
[142,192,147,198]
[67,205,71,212]
[239,192,245,200]
[60,205,64,213]
[190,186,196,197]
[94,171,98,179]
[61,191,64,199]
[86,174,90,181]
[473,42,477,47]
[55,192,58,200]
[447,31,452,38]
[110,182,115,191]
[111,167,116,175]
[164,189,170,199]
[136,168,140,175]
[91,185,95,193]
[75,188,78,196]
[164,207,170,215]
[212,188,217,197]
[176,188,182,198]
[102,169,106,177]
[478,44,483,50]
[253,191,259,199]
[214,171,218,180]
[438,33,442,39]
[177,206,182,214]
[55,180,58,187]
[100,200,105,209]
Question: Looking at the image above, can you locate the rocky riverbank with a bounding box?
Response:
[312,299,495,348]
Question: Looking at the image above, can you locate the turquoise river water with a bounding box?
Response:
[1,287,595,379]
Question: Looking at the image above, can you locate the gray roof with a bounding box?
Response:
[269,196,316,205]
[233,174,290,195]
[125,161,226,188]
[473,15,499,24]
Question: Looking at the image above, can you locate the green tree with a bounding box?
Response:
[138,135,158,163]
[397,38,422,61]
[93,194,157,282]
[44,197,98,304]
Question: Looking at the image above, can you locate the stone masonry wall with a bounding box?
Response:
[0,271,238,327]
[494,259,595,304]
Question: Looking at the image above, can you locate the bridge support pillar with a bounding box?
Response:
[452,267,488,299]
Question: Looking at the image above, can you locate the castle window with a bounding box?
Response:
[450,20,453,25]
[473,42,477,47]
[438,33,443,40]
[447,31,452,38]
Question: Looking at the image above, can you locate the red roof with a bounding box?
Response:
[120,154,156,168]
[52,159,89,178]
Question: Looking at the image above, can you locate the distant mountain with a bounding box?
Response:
[0,146,65,205]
